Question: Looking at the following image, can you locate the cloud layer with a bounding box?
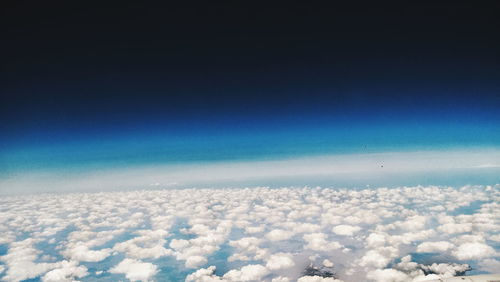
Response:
[0,185,498,281]
[2,149,499,194]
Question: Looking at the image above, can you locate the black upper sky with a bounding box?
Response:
[1,2,499,142]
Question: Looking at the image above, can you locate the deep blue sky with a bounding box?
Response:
[1,3,499,173]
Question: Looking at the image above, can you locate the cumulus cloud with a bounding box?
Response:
[359,248,398,269]
[303,233,342,252]
[266,229,294,241]
[416,241,454,253]
[419,262,470,277]
[113,229,172,260]
[223,264,270,281]
[61,244,111,262]
[332,225,361,236]
[265,253,295,270]
[185,266,223,281]
[0,238,61,281]
[367,269,409,282]
[297,276,343,282]
[186,256,208,269]
[479,258,500,273]
[42,260,88,282]
[109,258,158,282]
[0,185,498,281]
[452,242,496,260]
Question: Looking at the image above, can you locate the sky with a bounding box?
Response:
[1,2,499,191]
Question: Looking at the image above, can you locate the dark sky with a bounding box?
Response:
[1,2,499,145]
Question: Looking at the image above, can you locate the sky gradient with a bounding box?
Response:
[1,3,499,192]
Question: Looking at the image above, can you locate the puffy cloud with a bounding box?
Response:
[452,242,496,260]
[365,233,386,248]
[266,229,294,241]
[359,249,395,269]
[419,263,471,277]
[186,255,208,269]
[110,258,158,282]
[227,237,268,262]
[113,229,172,259]
[367,269,409,282]
[186,264,271,282]
[438,223,472,234]
[395,215,428,232]
[393,255,418,272]
[322,259,334,268]
[271,277,291,282]
[364,255,471,282]
[42,260,88,282]
[416,241,454,253]
[332,225,362,236]
[223,264,270,281]
[265,253,295,270]
[479,258,500,273]
[61,244,111,262]
[297,276,344,282]
[489,234,500,242]
[303,233,342,251]
[244,225,265,234]
[0,238,60,281]
[170,239,190,250]
[185,266,224,282]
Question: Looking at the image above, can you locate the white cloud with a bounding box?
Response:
[365,233,386,248]
[303,233,342,251]
[61,244,111,262]
[419,263,470,277]
[113,229,172,259]
[452,242,496,260]
[186,255,208,269]
[359,249,395,269]
[265,253,295,270]
[438,223,472,234]
[332,225,362,236]
[322,259,334,268]
[271,277,291,282]
[223,264,269,281]
[297,276,344,282]
[367,269,409,282]
[0,238,61,281]
[170,239,190,250]
[416,241,454,253]
[185,266,224,282]
[266,229,294,241]
[110,258,158,282]
[479,258,500,273]
[42,260,88,282]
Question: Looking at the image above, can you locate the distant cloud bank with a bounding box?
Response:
[0,185,498,281]
[1,148,499,194]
